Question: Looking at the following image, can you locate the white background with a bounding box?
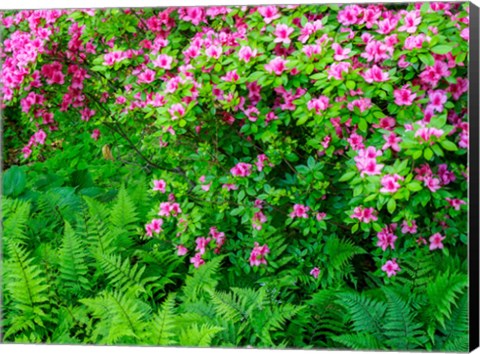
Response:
[1,0,479,354]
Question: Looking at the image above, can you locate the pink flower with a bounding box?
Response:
[249,242,270,267]
[153,179,166,193]
[382,132,401,152]
[230,162,253,177]
[265,57,288,76]
[429,233,445,250]
[382,259,400,277]
[331,43,351,61]
[380,174,404,193]
[205,45,222,59]
[363,65,389,83]
[137,69,156,84]
[394,86,416,106]
[221,70,239,82]
[150,219,163,233]
[401,220,418,234]
[438,164,456,185]
[158,202,182,217]
[91,129,101,141]
[361,40,392,62]
[445,197,466,210]
[168,103,185,119]
[428,90,447,112]
[258,6,280,24]
[398,11,422,33]
[377,225,397,251]
[209,227,226,247]
[195,237,211,255]
[255,154,268,172]
[307,96,330,114]
[152,54,173,70]
[338,5,362,26]
[80,107,96,122]
[274,24,294,44]
[222,183,238,191]
[351,206,377,223]
[310,267,320,279]
[290,204,309,218]
[22,146,32,159]
[348,133,365,151]
[190,253,205,268]
[238,46,257,63]
[34,129,47,145]
[177,245,188,256]
[415,127,444,143]
[328,62,351,80]
[252,211,267,230]
[316,212,327,221]
[424,176,441,192]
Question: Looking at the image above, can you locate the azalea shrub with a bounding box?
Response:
[1,2,471,350]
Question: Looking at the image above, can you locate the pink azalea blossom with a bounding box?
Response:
[290,204,309,218]
[177,245,188,256]
[153,179,166,193]
[190,253,205,268]
[210,227,226,247]
[429,233,445,250]
[307,96,330,114]
[252,211,267,230]
[328,62,351,80]
[221,70,239,82]
[380,174,404,193]
[428,90,447,112]
[394,86,416,105]
[222,183,238,191]
[438,164,456,185]
[363,65,390,83]
[265,57,288,76]
[238,46,257,62]
[205,45,222,59]
[331,43,351,61]
[348,133,365,151]
[91,129,101,141]
[377,225,398,251]
[445,197,466,210]
[152,54,173,70]
[316,212,327,221]
[398,11,422,33]
[255,154,268,172]
[310,267,321,279]
[230,162,253,177]
[137,69,156,84]
[34,129,47,145]
[382,259,400,277]
[401,220,418,234]
[424,176,441,192]
[249,242,270,266]
[351,206,378,223]
[274,24,294,44]
[382,132,401,152]
[195,237,211,255]
[414,127,444,143]
[168,103,185,119]
[258,6,281,24]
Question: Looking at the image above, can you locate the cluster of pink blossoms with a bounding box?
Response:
[377,224,398,251]
[354,146,384,177]
[351,206,378,223]
[382,259,400,277]
[249,242,270,267]
[380,174,404,194]
[230,162,253,177]
[158,202,182,217]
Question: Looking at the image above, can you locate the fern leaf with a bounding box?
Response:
[181,256,224,303]
[332,333,385,350]
[178,323,223,347]
[58,221,91,297]
[146,293,177,346]
[109,186,139,231]
[2,199,31,245]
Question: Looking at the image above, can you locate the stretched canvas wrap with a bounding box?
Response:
[1,1,479,352]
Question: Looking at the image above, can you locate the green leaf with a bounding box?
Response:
[406,182,423,192]
[419,53,435,67]
[424,147,434,160]
[387,198,396,214]
[346,80,356,90]
[440,140,458,151]
[431,45,454,55]
[339,171,356,182]
[3,166,27,197]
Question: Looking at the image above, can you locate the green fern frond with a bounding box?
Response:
[181,256,224,303]
[98,252,158,297]
[2,198,31,245]
[58,222,91,297]
[109,186,139,231]
[3,242,50,341]
[144,293,177,346]
[336,291,387,338]
[178,323,223,347]
[437,292,468,351]
[80,289,151,345]
[426,271,468,328]
[332,333,385,350]
[383,287,426,350]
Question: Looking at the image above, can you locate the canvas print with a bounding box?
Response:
[1,1,477,351]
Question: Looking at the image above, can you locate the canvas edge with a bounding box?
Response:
[469,1,480,352]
